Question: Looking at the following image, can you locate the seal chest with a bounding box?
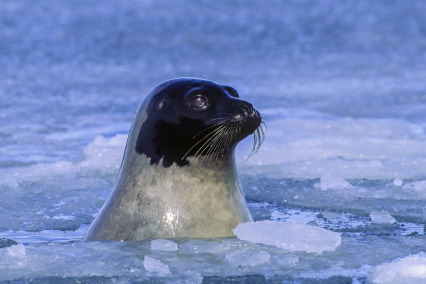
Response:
[84,78,264,241]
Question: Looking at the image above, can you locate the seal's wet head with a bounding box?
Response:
[135,78,263,167]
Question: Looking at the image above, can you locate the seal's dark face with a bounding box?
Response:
[135,78,264,167]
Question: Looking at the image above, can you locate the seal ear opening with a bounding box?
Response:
[223,86,240,98]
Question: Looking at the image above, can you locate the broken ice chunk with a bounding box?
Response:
[143,256,171,276]
[225,250,270,267]
[370,210,396,224]
[151,239,178,251]
[233,221,341,253]
[319,173,351,190]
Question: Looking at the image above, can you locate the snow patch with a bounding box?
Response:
[80,134,127,173]
[393,179,403,187]
[6,244,26,258]
[239,117,426,180]
[369,253,426,284]
[0,134,126,189]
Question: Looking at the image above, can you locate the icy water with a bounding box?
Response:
[1,0,426,283]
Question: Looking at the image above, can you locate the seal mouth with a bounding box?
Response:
[182,107,265,163]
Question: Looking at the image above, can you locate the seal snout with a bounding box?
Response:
[231,103,261,123]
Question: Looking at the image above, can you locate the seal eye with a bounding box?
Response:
[190,95,209,111]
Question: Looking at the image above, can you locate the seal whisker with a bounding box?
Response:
[193,120,228,139]
[214,124,233,160]
[185,131,218,161]
[205,124,232,164]
[227,124,237,152]
[234,123,241,149]
[259,125,266,149]
[244,123,266,162]
[243,130,257,162]
[192,114,235,140]
[220,123,238,160]
[256,128,262,152]
[206,129,223,161]
[183,124,228,160]
[260,124,266,141]
[202,129,221,162]
[213,123,235,162]
[191,124,229,162]
[218,124,233,160]
[190,133,225,162]
[195,123,228,142]
[206,116,232,124]
[201,133,221,163]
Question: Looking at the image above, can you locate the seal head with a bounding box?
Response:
[84,78,264,241]
[135,78,262,167]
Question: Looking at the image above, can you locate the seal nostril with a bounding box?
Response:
[241,105,251,117]
[242,108,248,117]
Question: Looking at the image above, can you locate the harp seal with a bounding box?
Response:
[84,78,264,241]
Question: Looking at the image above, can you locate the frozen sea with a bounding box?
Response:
[1,0,426,283]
